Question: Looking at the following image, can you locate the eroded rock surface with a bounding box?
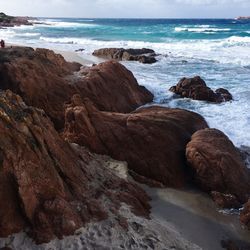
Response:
[0,90,150,243]
[186,128,250,208]
[63,96,208,187]
[0,47,153,129]
[170,76,232,103]
[92,48,158,64]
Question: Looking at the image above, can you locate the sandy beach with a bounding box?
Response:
[6,42,98,66]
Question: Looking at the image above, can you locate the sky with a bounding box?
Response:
[1,0,250,18]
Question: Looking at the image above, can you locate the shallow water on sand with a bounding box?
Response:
[146,187,250,250]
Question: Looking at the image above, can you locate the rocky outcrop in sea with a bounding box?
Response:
[0,12,32,28]
[92,48,158,64]
[170,76,233,103]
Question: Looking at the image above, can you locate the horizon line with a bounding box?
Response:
[35,16,239,20]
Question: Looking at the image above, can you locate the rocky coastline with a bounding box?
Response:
[0,45,250,249]
[0,12,32,28]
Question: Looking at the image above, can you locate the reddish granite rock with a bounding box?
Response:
[0,47,153,129]
[0,90,150,243]
[74,60,153,114]
[92,48,157,64]
[241,200,250,230]
[186,128,250,206]
[211,192,241,209]
[63,96,208,187]
[170,76,232,103]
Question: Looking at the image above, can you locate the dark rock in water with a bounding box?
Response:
[0,47,153,130]
[170,76,233,103]
[63,96,208,187]
[138,55,157,64]
[215,88,233,102]
[186,128,250,207]
[0,90,150,243]
[75,48,85,52]
[241,200,250,230]
[239,145,250,168]
[92,48,158,64]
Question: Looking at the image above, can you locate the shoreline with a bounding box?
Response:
[6,42,98,66]
[146,187,250,250]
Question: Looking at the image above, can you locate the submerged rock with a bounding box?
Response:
[241,200,250,230]
[92,48,158,64]
[239,145,250,168]
[0,90,150,243]
[170,76,233,103]
[63,96,208,187]
[186,128,250,208]
[0,47,153,129]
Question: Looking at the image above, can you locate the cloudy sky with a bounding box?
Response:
[2,0,250,18]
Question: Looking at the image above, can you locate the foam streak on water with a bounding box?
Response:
[1,18,250,147]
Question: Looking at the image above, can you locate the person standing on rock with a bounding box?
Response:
[0,40,5,48]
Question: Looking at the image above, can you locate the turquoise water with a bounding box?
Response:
[1,18,250,147]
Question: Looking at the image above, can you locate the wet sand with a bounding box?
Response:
[146,187,250,250]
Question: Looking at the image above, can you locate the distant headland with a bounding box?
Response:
[235,16,250,20]
[0,12,32,28]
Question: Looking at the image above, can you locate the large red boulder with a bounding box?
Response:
[170,76,232,103]
[74,60,153,113]
[0,47,153,129]
[0,90,150,243]
[186,128,250,207]
[63,96,208,187]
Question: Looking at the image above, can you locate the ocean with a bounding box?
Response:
[2,18,250,147]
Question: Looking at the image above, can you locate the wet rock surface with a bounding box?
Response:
[241,200,250,230]
[170,76,233,103]
[239,145,250,168]
[92,48,158,64]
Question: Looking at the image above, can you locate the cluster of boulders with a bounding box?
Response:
[92,48,158,64]
[170,76,233,103]
[0,47,153,129]
[0,46,249,245]
[63,95,250,208]
[63,98,208,187]
[0,12,32,27]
